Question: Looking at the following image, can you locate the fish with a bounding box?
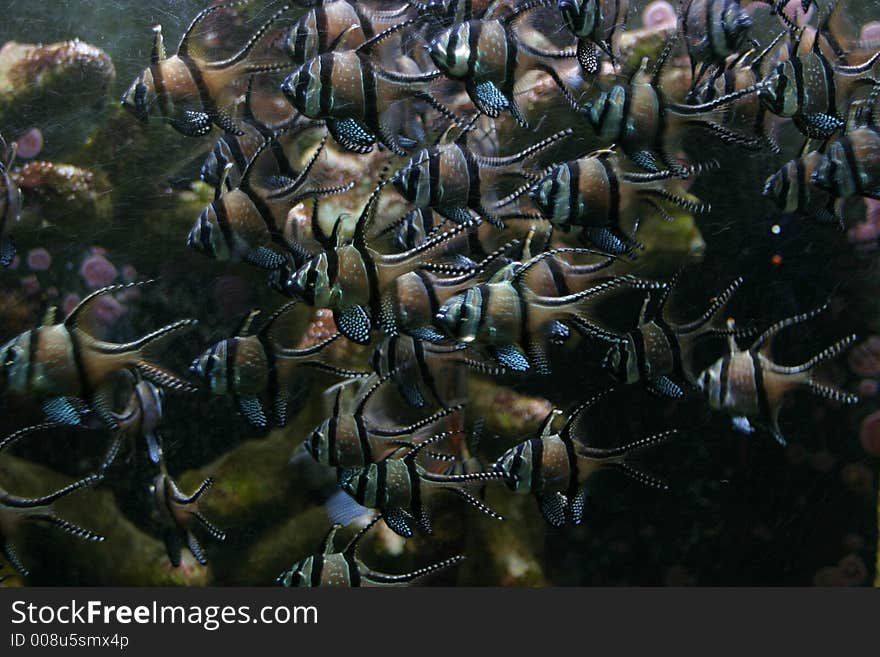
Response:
[281,22,452,154]
[188,134,352,271]
[200,77,322,191]
[0,134,21,268]
[525,148,714,255]
[682,0,754,90]
[605,275,748,398]
[580,45,766,176]
[763,150,845,227]
[377,239,519,339]
[190,302,368,429]
[284,0,415,63]
[392,123,572,228]
[121,4,292,136]
[811,122,880,202]
[696,304,859,444]
[286,176,479,344]
[277,515,464,586]
[337,431,505,537]
[493,396,677,526]
[151,473,225,567]
[0,281,197,430]
[557,0,629,75]
[370,334,503,407]
[434,249,663,373]
[427,4,578,125]
[758,28,880,140]
[303,372,464,468]
[0,372,166,470]
[1,474,104,577]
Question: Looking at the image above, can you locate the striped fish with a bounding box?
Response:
[286,178,479,344]
[526,149,713,255]
[758,29,880,139]
[696,304,858,444]
[811,125,880,201]
[582,46,765,176]
[494,398,676,527]
[281,22,449,155]
[277,515,464,586]
[303,372,463,468]
[121,4,292,136]
[0,134,21,268]
[0,282,196,430]
[284,0,414,63]
[427,8,576,125]
[606,276,747,398]
[190,303,367,429]
[338,432,504,537]
[763,150,845,227]
[434,249,663,373]
[1,474,104,577]
[682,0,754,88]
[557,0,629,74]
[370,334,502,407]
[188,134,351,271]
[392,128,572,228]
[151,473,225,567]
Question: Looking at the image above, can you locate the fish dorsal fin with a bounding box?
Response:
[513,247,612,286]
[538,409,563,439]
[342,514,382,556]
[750,30,786,74]
[651,36,678,87]
[356,18,420,54]
[150,24,166,64]
[560,387,616,440]
[327,24,359,55]
[452,112,481,145]
[402,430,460,463]
[353,169,392,253]
[236,309,261,337]
[177,4,224,57]
[65,281,156,331]
[319,524,342,555]
[242,75,257,122]
[749,301,830,353]
[240,136,275,191]
[353,371,394,418]
[257,301,298,342]
[637,293,653,325]
[42,306,59,326]
[215,161,233,201]
[206,4,291,70]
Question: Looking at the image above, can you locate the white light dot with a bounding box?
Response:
[771,224,781,235]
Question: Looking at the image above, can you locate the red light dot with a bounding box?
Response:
[771,254,783,266]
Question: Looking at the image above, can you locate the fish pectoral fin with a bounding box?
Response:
[647,375,685,399]
[537,492,568,528]
[326,118,375,154]
[41,397,86,426]
[236,395,268,429]
[577,39,600,76]
[0,236,16,268]
[171,110,212,137]
[491,344,530,372]
[244,246,287,270]
[526,340,551,375]
[570,488,588,526]
[797,113,844,139]
[407,326,448,344]
[397,379,427,409]
[467,80,507,118]
[382,507,416,538]
[334,305,373,345]
[731,416,755,436]
[212,108,243,136]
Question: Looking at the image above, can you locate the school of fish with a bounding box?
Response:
[0,0,877,585]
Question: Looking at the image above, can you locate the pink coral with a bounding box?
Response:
[14,127,43,159]
[642,1,677,28]
[20,274,39,296]
[26,247,51,271]
[62,293,81,317]
[90,294,127,327]
[79,253,117,288]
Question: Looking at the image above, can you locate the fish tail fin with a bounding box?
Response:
[130,319,199,391]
